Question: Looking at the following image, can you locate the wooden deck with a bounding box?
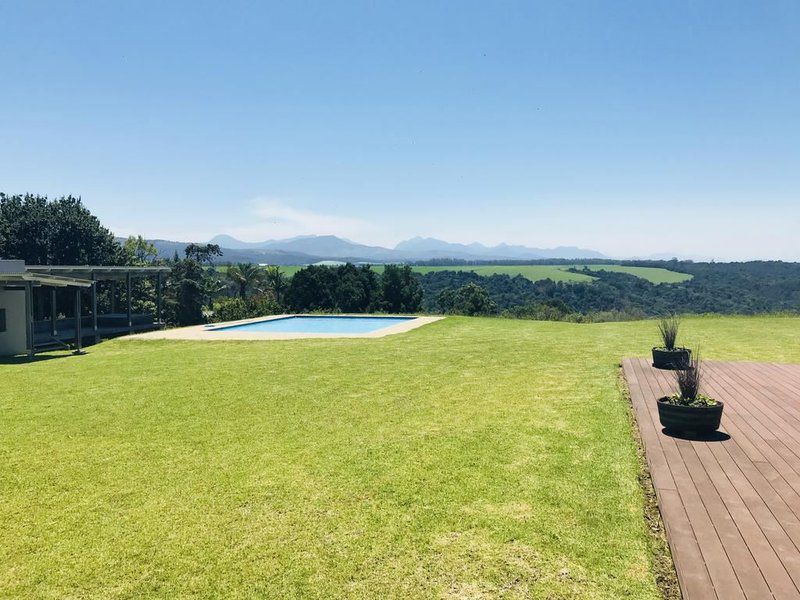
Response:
[624,358,800,599]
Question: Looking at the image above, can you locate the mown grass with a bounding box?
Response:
[273,264,691,284]
[2,315,798,598]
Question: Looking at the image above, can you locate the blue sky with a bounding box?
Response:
[1,1,798,259]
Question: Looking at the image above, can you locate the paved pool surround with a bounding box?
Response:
[126,314,443,341]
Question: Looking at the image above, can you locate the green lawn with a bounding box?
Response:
[3,316,798,598]
[274,263,692,284]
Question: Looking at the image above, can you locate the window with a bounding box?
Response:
[0,308,5,333]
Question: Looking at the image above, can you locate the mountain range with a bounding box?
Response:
[139,234,720,264]
[195,234,607,263]
[140,235,606,264]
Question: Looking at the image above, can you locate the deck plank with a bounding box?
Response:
[624,358,800,600]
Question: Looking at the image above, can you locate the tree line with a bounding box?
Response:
[0,194,422,325]
[132,244,423,325]
[3,193,799,325]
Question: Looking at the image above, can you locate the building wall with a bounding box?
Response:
[0,289,28,356]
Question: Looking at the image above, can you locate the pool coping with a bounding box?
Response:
[124,314,444,341]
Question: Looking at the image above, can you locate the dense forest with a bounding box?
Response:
[418,262,800,319]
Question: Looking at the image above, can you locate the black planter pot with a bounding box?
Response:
[652,347,691,370]
[656,397,724,434]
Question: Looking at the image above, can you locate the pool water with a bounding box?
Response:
[210,315,415,334]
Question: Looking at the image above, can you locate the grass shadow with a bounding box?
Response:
[0,351,84,365]
[662,428,731,442]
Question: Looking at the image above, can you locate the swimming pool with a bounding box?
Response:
[210,315,415,334]
[129,314,442,340]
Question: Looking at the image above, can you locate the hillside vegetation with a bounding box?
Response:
[273,263,691,284]
[578,264,692,284]
[3,316,800,598]
[419,262,800,317]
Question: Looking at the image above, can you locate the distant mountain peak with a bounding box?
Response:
[201,233,606,262]
[393,237,605,260]
[207,234,277,250]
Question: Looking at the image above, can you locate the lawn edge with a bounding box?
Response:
[617,368,681,600]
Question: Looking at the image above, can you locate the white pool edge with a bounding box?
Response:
[124,314,444,341]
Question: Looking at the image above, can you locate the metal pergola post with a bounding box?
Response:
[110,280,117,313]
[50,287,58,336]
[126,271,132,331]
[74,287,83,354]
[25,282,34,358]
[91,273,98,343]
[156,271,163,326]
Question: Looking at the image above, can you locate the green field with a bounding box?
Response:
[274,264,692,284]
[402,264,597,282]
[577,265,693,284]
[3,315,799,598]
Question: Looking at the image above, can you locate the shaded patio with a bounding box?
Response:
[1,262,170,357]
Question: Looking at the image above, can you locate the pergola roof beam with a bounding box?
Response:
[0,273,93,288]
[26,265,171,280]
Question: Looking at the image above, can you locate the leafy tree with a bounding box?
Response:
[163,246,226,325]
[334,263,380,312]
[380,264,423,313]
[166,257,206,326]
[118,236,162,315]
[285,265,341,311]
[202,265,228,308]
[285,263,381,313]
[123,235,159,266]
[227,262,265,299]
[0,193,122,265]
[437,282,497,315]
[184,243,222,265]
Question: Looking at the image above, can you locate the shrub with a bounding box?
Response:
[675,352,701,399]
[248,293,281,316]
[437,283,497,316]
[503,299,574,321]
[657,314,680,350]
[212,298,249,322]
[212,293,280,323]
[667,352,718,407]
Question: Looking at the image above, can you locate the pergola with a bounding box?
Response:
[0,270,93,357]
[1,262,171,357]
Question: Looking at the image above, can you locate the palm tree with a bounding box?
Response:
[203,266,229,308]
[226,262,265,299]
[263,265,288,305]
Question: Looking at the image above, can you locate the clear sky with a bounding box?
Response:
[1,1,798,260]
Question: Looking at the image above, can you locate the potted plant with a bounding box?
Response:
[657,354,723,434]
[652,314,691,369]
